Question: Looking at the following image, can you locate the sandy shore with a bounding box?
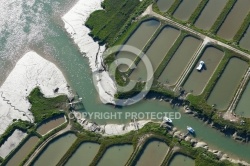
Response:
[62,0,117,104]
[0,51,72,135]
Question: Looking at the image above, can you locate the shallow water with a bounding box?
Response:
[207,58,248,110]
[157,0,175,12]
[158,36,201,85]
[235,81,250,117]
[65,142,100,166]
[135,139,169,166]
[36,116,65,135]
[183,46,224,95]
[168,153,195,166]
[217,0,250,40]
[173,0,201,21]
[195,0,228,30]
[239,25,250,50]
[32,133,76,166]
[97,144,133,166]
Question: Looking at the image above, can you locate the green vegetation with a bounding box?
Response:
[28,87,67,123]
[188,0,209,25]
[233,13,250,44]
[210,0,237,34]
[167,0,183,15]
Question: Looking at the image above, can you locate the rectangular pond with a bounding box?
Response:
[183,46,224,95]
[157,0,175,12]
[239,25,250,51]
[6,136,39,166]
[207,58,248,110]
[173,0,201,21]
[169,153,195,166]
[158,36,201,85]
[0,129,27,158]
[36,116,65,135]
[65,142,100,166]
[129,26,180,81]
[195,0,228,30]
[97,144,133,166]
[217,0,250,40]
[116,20,160,71]
[32,133,77,166]
[235,81,250,117]
[135,139,169,166]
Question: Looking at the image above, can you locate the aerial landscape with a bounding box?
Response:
[1,0,250,165]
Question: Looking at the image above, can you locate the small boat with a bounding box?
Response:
[187,126,195,133]
[196,61,205,71]
[163,116,172,123]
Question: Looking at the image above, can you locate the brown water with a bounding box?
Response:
[157,0,175,12]
[158,36,201,85]
[183,47,224,95]
[97,144,133,166]
[129,26,180,81]
[36,116,65,135]
[168,153,195,166]
[65,142,100,166]
[217,0,250,40]
[135,139,169,166]
[173,0,202,21]
[6,136,39,166]
[32,133,77,166]
[116,20,160,72]
[207,58,248,110]
[195,0,228,30]
[235,81,250,117]
[239,25,250,50]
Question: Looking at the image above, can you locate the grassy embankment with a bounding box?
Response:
[57,122,236,166]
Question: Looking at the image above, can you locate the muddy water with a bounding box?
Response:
[183,47,224,95]
[97,144,133,166]
[235,81,250,117]
[32,133,77,166]
[157,0,175,12]
[239,25,250,50]
[168,153,195,166]
[116,20,160,71]
[195,0,228,30]
[158,36,201,85]
[36,116,65,135]
[6,136,39,166]
[207,58,248,110]
[173,0,201,21]
[129,26,180,81]
[65,142,100,166]
[217,0,250,40]
[135,139,169,166]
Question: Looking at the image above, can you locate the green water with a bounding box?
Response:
[183,46,224,95]
[135,139,169,166]
[168,153,195,166]
[195,0,228,30]
[32,133,76,166]
[217,0,250,40]
[240,25,250,50]
[157,0,175,12]
[235,81,250,117]
[173,0,201,21]
[207,58,248,110]
[1,0,250,163]
[116,20,160,72]
[65,142,100,166]
[158,36,201,85]
[97,144,133,166]
[129,26,180,81]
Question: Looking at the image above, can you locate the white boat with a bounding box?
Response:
[187,126,195,133]
[196,61,205,71]
[163,116,172,123]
